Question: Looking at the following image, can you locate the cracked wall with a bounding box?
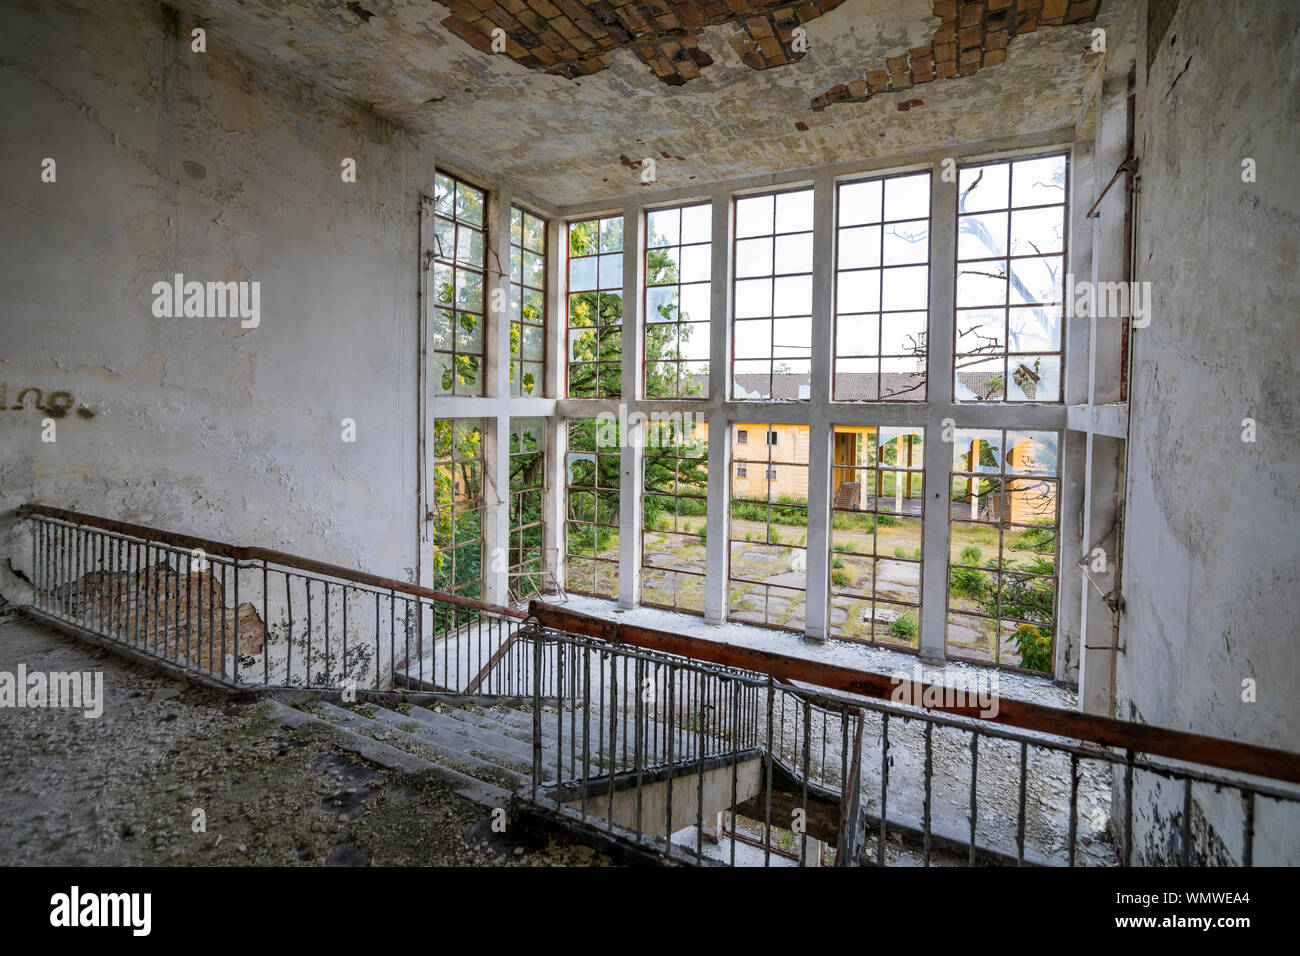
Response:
[1119,0,1300,864]
[0,0,426,600]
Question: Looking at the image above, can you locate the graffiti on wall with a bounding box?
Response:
[0,385,95,420]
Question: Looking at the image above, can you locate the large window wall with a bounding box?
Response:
[439,143,1081,677]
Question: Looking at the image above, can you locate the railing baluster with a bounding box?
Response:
[969,731,979,867]
[634,655,644,842]
[1181,778,1193,866]
[388,590,396,692]
[764,675,774,868]
[878,712,889,868]
[581,644,591,824]
[730,678,740,867]
[1242,791,1255,867]
[1123,749,1135,867]
[697,682,706,865]
[801,697,811,867]
[922,721,933,867]
[1068,752,1079,867]
[206,553,214,673]
[531,625,542,800]
[666,665,676,856]
[182,547,190,664]
[284,572,293,686]
[221,561,228,680]
[1017,740,1028,866]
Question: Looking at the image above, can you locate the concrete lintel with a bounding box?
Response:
[553,127,1076,221]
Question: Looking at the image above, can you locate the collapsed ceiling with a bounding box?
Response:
[164,0,1112,205]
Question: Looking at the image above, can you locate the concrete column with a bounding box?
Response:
[417,192,437,589]
[542,216,566,593]
[704,416,731,624]
[919,162,956,663]
[545,212,565,400]
[804,422,832,641]
[619,203,644,608]
[544,415,567,595]
[480,188,514,607]
[483,415,510,606]
[704,191,732,624]
[803,172,835,642]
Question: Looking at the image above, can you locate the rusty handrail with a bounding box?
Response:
[17,503,527,620]
[528,600,1300,786]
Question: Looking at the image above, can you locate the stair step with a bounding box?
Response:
[268,700,511,808]
[413,704,620,779]
[313,701,531,791]
[370,704,541,777]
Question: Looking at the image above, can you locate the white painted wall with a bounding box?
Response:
[0,0,428,597]
[1120,0,1300,863]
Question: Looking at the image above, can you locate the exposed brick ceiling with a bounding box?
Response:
[160,0,1121,205]
[440,0,846,82]
[436,0,1099,97]
[813,0,1100,110]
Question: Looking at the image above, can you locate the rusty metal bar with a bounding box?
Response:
[969,731,979,867]
[1243,791,1255,867]
[1016,740,1028,866]
[923,721,933,867]
[1068,752,1079,867]
[878,712,890,867]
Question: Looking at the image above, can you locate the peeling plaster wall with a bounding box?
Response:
[0,0,427,598]
[1120,0,1300,863]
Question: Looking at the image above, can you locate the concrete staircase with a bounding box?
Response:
[274,696,601,811]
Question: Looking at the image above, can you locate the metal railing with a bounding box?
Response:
[518,601,1300,867]
[15,505,1300,866]
[19,504,529,696]
[513,618,872,865]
